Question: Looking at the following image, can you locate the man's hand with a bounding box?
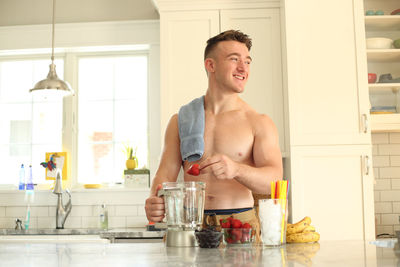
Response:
[199,154,239,180]
[145,184,165,222]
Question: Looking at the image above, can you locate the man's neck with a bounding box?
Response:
[204,88,241,115]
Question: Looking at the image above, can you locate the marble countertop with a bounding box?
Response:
[0,239,398,266]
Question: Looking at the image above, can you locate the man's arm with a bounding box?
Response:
[199,114,283,194]
[145,114,182,222]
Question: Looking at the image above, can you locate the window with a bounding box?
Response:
[0,58,64,185]
[0,50,150,187]
[77,54,148,184]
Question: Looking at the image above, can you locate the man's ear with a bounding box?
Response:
[204,58,215,73]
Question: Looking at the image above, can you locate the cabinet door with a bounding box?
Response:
[290,145,375,240]
[220,9,286,153]
[284,0,371,145]
[159,10,219,131]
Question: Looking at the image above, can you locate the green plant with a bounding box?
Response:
[123,144,137,160]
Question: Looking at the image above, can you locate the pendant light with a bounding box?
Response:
[30,0,74,96]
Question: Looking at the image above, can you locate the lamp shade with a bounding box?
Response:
[30,63,74,96]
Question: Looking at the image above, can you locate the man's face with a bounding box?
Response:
[211,40,251,93]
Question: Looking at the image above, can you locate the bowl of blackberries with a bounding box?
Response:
[195,227,223,248]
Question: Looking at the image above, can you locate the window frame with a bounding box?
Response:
[0,20,160,191]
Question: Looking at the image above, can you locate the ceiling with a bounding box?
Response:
[0,0,159,27]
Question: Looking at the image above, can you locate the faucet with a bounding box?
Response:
[53,169,72,229]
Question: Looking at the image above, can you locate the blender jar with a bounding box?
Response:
[160,181,205,230]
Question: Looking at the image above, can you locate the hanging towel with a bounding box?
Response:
[178,96,205,162]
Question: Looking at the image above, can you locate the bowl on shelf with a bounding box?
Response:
[366,38,393,49]
[222,228,255,245]
[368,73,377,83]
[394,39,400,49]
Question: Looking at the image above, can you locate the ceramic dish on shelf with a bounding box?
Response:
[366,37,393,49]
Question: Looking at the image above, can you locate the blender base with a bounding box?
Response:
[166,230,198,247]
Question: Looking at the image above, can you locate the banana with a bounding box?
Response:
[302,225,316,233]
[287,216,311,234]
[286,232,320,243]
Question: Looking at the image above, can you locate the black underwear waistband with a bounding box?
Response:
[204,207,253,215]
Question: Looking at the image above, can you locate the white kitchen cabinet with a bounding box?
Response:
[290,145,375,241]
[283,0,371,146]
[155,1,286,153]
[220,8,286,152]
[283,0,375,240]
[159,10,220,133]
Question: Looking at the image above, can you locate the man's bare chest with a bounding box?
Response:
[203,113,254,162]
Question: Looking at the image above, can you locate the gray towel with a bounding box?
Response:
[178,96,205,162]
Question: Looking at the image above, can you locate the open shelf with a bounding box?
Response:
[369,83,400,93]
[371,113,400,132]
[365,15,400,31]
[367,49,400,62]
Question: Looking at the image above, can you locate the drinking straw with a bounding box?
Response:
[271,181,275,199]
[280,180,288,243]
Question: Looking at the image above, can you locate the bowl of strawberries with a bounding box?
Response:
[220,217,255,245]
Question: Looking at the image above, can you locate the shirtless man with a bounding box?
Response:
[145,30,283,234]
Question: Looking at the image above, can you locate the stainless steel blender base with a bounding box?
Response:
[166,230,198,247]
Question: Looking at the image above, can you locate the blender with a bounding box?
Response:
[157,181,205,247]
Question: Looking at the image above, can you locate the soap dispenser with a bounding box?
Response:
[99,203,108,230]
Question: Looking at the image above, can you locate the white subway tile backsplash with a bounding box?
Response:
[82,216,100,229]
[0,217,16,229]
[374,167,380,179]
[126,216,148,227]
[372,145,379,155]
[391,156,400,166]
[115,205,137,216]
[0,207,5,217]
[6,206,28,218]
[109,216,126,229]
[380,167,400,178]
[381,214,400,225]
[393,203,400,213]
[379,144,400,155]
[374,191,380,202]
[381,191,400,202]
[31,206,49,217]
[137,205,146,216]
[64,216,82,229]
[375,202,392,214]
[374,179,391,190]
[389,133,400,143]
[373,156,390,167]
[372,133,389,144]
[392,179,400,190]
[37,217,56,229]
[375,214,381,225]
[70,205,93,217]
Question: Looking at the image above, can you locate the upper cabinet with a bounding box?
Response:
[283,0,371,146]
[154,1,287,153]
[363,0,400,132]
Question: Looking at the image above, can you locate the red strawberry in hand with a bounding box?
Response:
[187,164,200,176]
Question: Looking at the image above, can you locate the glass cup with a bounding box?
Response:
[259,199,288,247]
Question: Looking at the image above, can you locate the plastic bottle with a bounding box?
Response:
[99,203,108,230]
[19,164,25,190]
[26,165,34,190]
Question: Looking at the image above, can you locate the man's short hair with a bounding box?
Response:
[204,30,252,60]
